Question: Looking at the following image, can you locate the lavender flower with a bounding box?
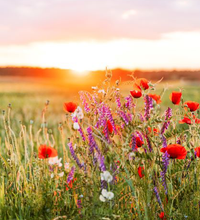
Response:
[125,95,135,110]
[118,110,129,125]
[98,154,106,172]
[87,127,101,154]
[77,199,82,209]
[153,187,163,211]
[161,151,170,194]
[131,134,137,151]
[145,135,153,152]
[79,91,90,113]
[95,104,106,128]
[115,91,122,109]
[68,142,83,169]
[161,135,167,148]
[67,166,75,183]
[161,107,172,134]
[144,95,153,120]
[78,125,86,141]
[138,113,145,122]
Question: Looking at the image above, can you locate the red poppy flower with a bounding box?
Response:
[135,78,149,90]
[195,118,200,124]
[179,116,192,125]
[159,212,165,219]
[136,137,144,147]
[170,91,182,105]
[63,102,77,113]
[161,144,187,159]
[38,145,58,159]
[66,178,77,191]
[138,166,144,178]
[195,146,200,157]
[107,120,113,133]
[130,90,142,98]
[153,128,159,135]
[148,94,161,104]
[184,101,199,112]
[147,127,159,136]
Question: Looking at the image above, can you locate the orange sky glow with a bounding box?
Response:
[0,0,200,73]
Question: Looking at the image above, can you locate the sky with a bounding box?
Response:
[0,0,200,71]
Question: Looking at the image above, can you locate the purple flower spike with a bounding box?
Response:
[68,142,83,169]
[145,135,153,152]
[161,107,172,134]
[118,110,129,125]
[67,166,75,183]
[153,187,163,211]
[125,95,135,110]
[161,151,170,194]
[115,91,122,109]
[144,95,153,120]
[87,127,101,154]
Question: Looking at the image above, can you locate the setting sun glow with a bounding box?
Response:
[1,32,200,73]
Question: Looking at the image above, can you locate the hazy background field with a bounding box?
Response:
[1,70,200,128]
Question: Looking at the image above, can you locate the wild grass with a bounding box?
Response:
[0,76,200,219]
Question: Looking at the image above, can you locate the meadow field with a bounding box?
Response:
[0,75,200,219]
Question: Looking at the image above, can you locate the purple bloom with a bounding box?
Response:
[153,187,163,211]
[115,91,122,109]
[68,142,83,169]
[98,154,106,172]
[125,95,135,110]
[118,110,129,125]
[144,95,153,120]
[79,91,90,113]
[78,125,86,142]
[67,166,75,183]
[131,134,137,151]
[87,127,101,154]
[77,199,82,209]
[161,107,172,134]
[161,135,167,148]
[145,135,153,152]
[138,113,145,122]
[161,151,170,194]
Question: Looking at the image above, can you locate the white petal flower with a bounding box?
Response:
[73,122,80,130]
[98,89,106,94]
[50,173,54,178]
[49,156,62,167]
[58,172,64,177]
[64,162,70,170]
[107,192,114,200]
[99,195,106,202]
[100,173,105,181]
[101,171,113,183]
[102,189,108,198]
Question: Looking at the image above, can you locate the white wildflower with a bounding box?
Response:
[73,122,80,130]
[99,195,106,202]
[100,171,113,183]
[58,172,64,177]
[72,106,84,120]
[100,189,114,202]
[98,89,106,94]
[49,156,62,167]
[64,162,70,170]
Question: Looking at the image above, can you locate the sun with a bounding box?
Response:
[71,68,89,76]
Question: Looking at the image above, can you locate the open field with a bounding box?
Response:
[0,76,200,219]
